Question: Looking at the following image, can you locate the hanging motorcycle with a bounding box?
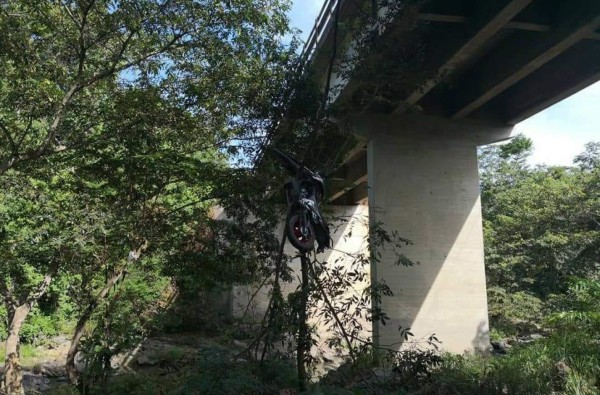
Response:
[269,148,332,253]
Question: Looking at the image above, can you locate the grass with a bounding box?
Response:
[21,327,600,394]
[419,329,600,395]
[0,343,42,367]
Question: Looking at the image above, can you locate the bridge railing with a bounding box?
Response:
[301,0,346,63]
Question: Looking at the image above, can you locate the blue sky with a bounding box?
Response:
[288,0,599,167]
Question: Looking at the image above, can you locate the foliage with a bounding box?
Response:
[416,329,600,395]
[392,336,443,387]
[0,344,40,368]
[487,286,543,335]
[546,278,600,333]
[0,164,103,344]
[242,212,419,392]
[173,347,297,395]
[479,137,600,333]
[0,2,302,393]
[77,264,171,386]
[0,0,294,175]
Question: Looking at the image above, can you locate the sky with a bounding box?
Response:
[287,0,600,167]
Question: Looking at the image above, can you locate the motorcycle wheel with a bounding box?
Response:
[286,212,315,252]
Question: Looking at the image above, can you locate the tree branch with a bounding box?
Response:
[0,278,16,309]
[308,259,358,365]
[25,270,55,305]
[0,119,17,154]
[15,117,33,151]
[62,3,82,31]
[84,31,184,88]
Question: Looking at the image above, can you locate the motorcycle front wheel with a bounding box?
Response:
[286,211,315,252]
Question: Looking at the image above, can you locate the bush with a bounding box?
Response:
[546,278,600,333]
[172,345,297,395]
[487,286,543,336]
[421,329,600,395]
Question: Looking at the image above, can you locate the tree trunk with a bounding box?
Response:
[66,269,127,384]
[297,253,310,392]
[1,270,54,395]
[66,241,146,384]
[2,304,31,395]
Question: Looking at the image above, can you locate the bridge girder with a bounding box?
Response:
[308,0,600,203]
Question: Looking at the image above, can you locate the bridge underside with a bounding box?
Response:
[304,0,600,352]
[322,0,600,206]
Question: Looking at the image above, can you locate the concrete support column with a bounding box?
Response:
[355,114,512,353]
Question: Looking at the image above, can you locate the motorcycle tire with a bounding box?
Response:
[286,212,315,252]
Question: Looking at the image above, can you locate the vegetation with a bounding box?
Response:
[0,0,598,393]
[1,0,296,392]
[480,137,600,336]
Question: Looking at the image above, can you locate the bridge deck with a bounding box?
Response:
[307,0,600,204]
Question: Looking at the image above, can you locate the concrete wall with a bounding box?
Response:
[228,113,513,354]
[231,205,371,360]
[354,114,513,353]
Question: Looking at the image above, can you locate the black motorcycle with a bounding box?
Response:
[270,148,332,253]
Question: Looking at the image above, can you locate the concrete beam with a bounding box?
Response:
[330,181,369,205]
[450,6,600,119]
[502,40,600,124]
[351,181,368,204]
[507,70,600,124]
[327,151,368,202]
[418,13,600,37]
[396,0,534,112]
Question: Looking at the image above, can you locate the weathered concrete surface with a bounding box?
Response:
[353,114,513,353]
[232,205,369,318]
[230,112,514,354]
[231,205,371,363]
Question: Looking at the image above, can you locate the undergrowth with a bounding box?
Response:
[42,327,600,394]
[0,344,41,367]
[419,330,600,395]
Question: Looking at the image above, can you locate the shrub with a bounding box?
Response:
[171,345,297,395]
[546,278,600,333]
[487,286,543,336]
[421,329,600,395]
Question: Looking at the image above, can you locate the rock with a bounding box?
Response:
[136,354,159,366]
[555,360,571,376]
[75,351,86,373]
[36,362,67,378]
[515,333,544,344]
[490,340,510,354]
[22,372,51,393]
[372,367,394,381]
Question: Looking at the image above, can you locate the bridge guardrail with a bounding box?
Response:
[301,0,345,63]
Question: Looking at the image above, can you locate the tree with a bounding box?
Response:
[0,164,106,393]
[1,0,297,392]
[0,0,292,176]
[479,138,600,334]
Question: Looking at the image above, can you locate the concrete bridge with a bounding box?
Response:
[299,0,600,352]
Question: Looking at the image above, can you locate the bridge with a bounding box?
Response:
[300,0,600,352]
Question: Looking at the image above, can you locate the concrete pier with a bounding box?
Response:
[355,114,512,352]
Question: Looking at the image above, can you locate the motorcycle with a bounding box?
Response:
[269,148,332,253]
